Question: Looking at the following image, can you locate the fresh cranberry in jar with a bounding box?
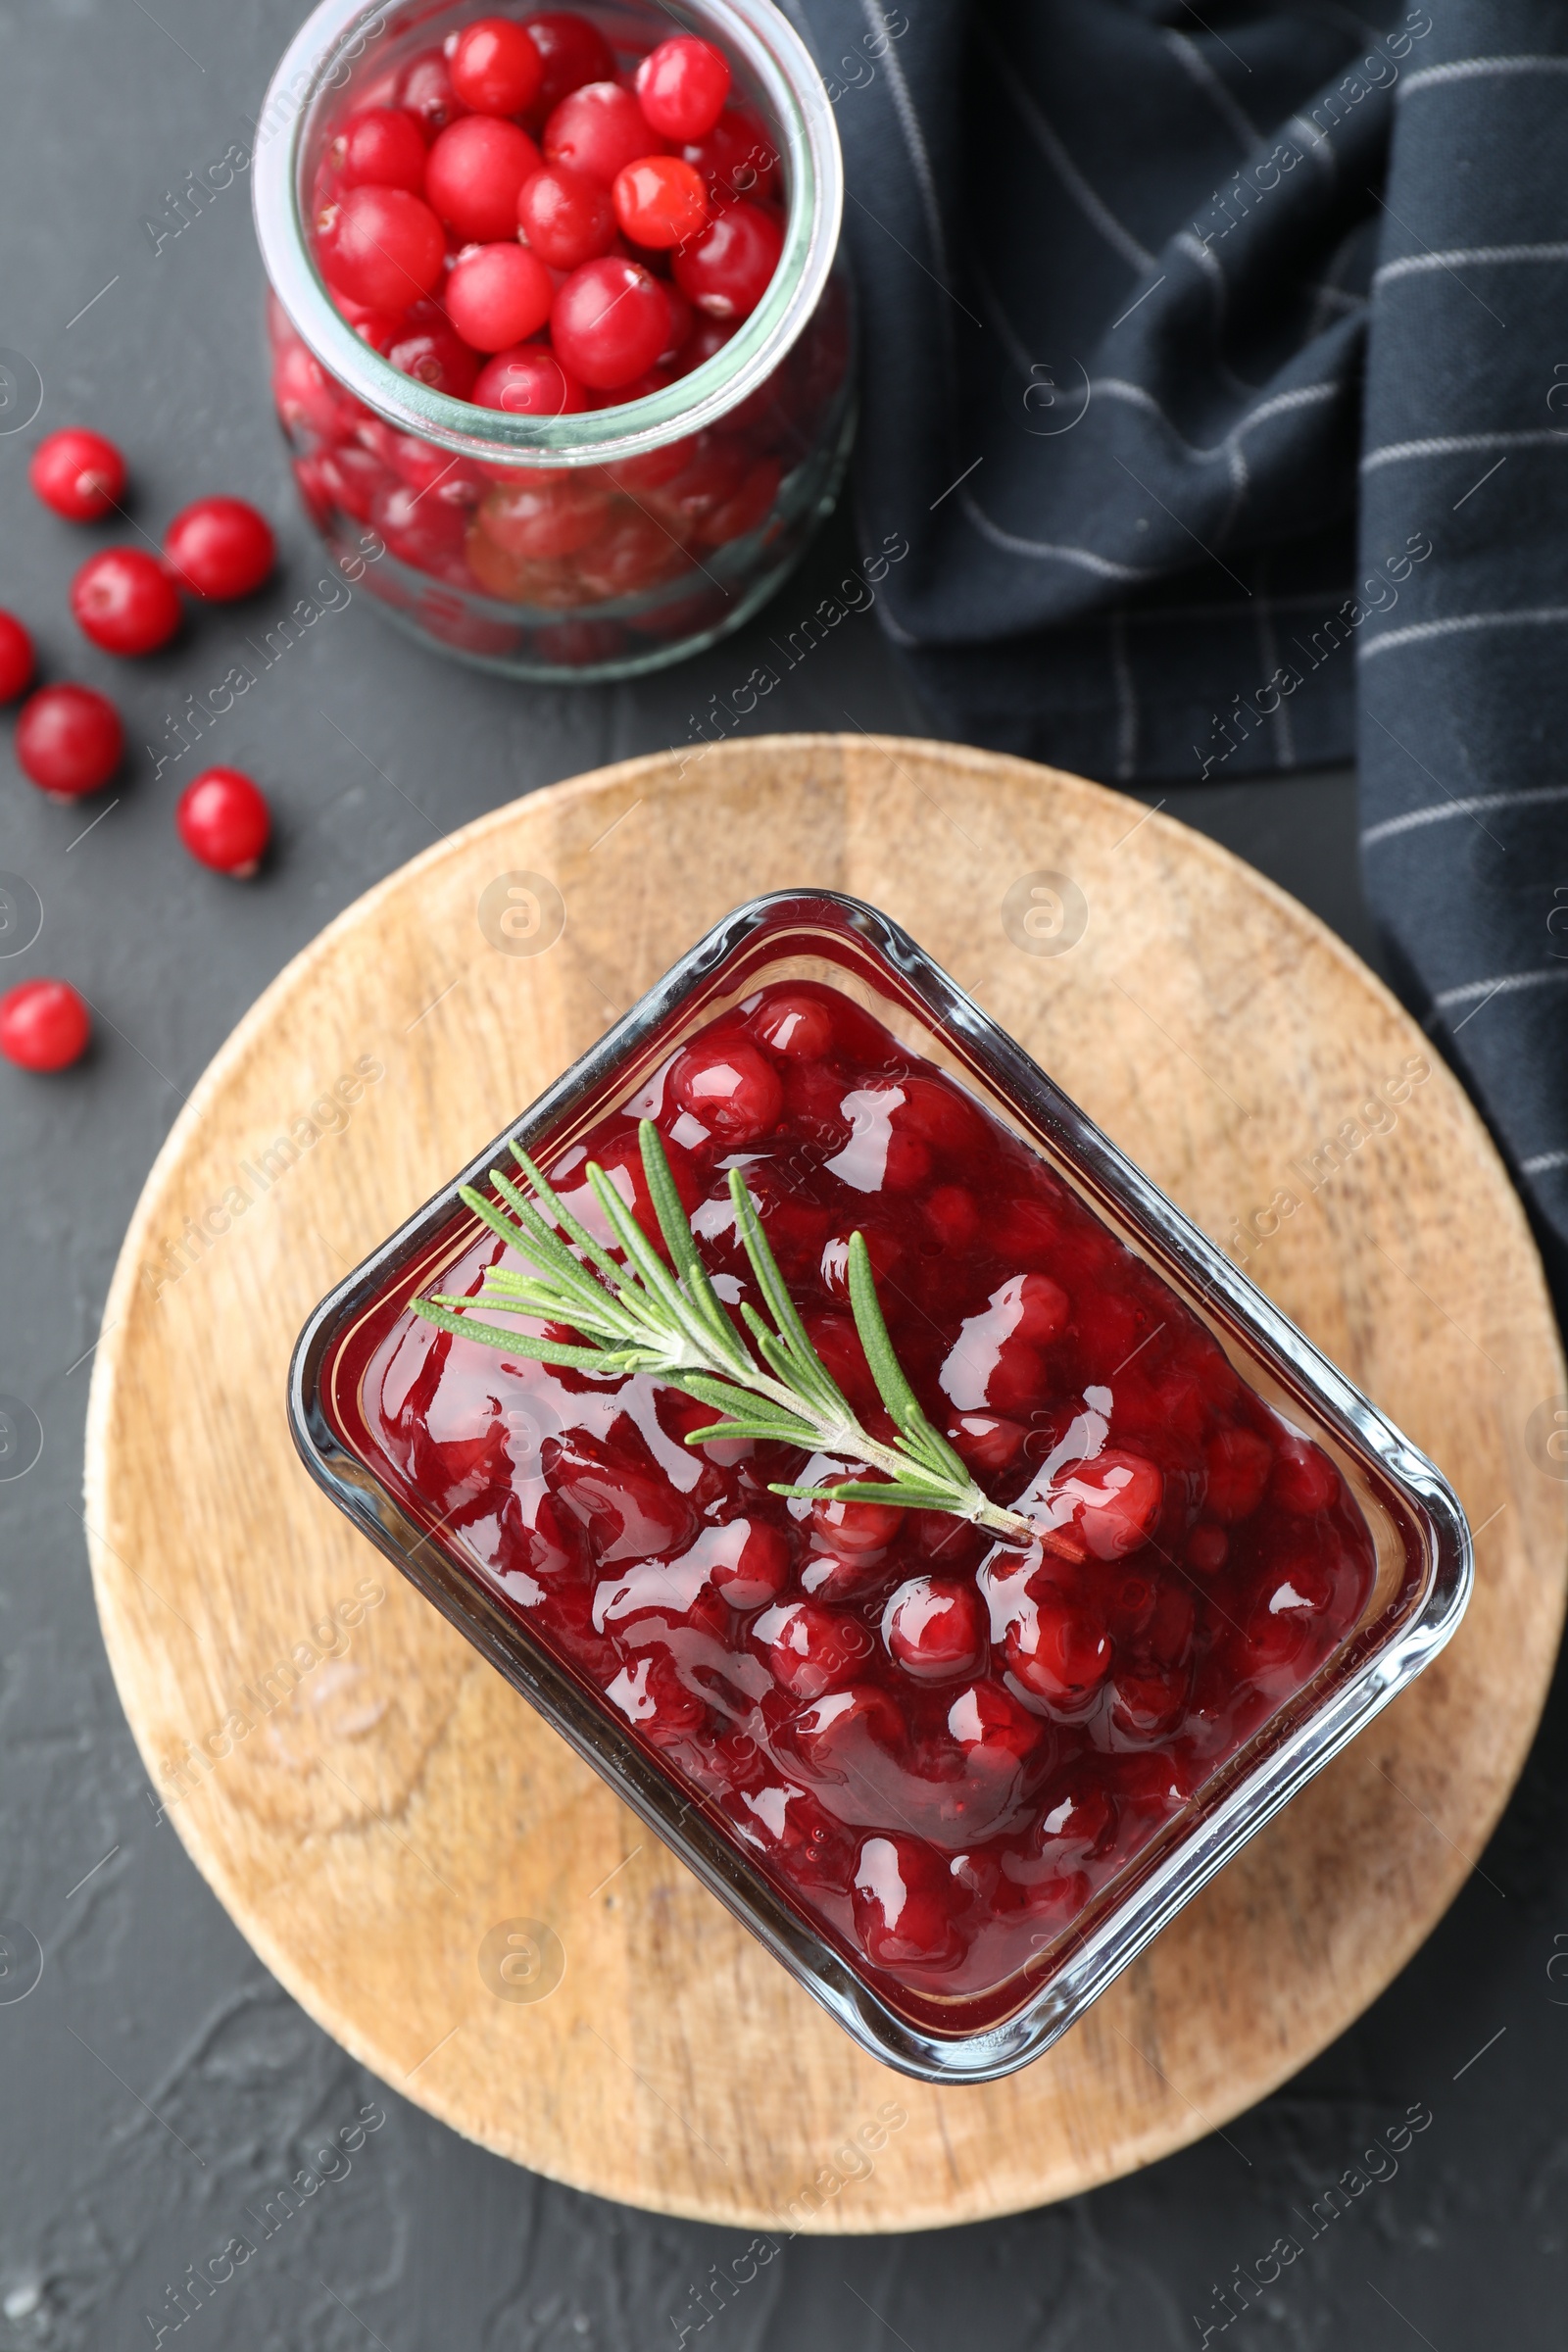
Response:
[669,315,736,376]
[551,256,672,388]
[545,81,662,187]
[1004,1597,1112,1709]
[317,185,446,310]
[449,16,544,116]
[883,1577,985,1682]
[472,345,586,416]
[752,1598,871,1701]
[445,241,556,351]
[164,497,275,601]
[635,35,732,142]
[602,434,699,492]
[477,470,611,559]
[673,198,782,319]
[516,162,615,268]
[70,550,181,657]
[385,304,482,400]
[28,427,125,521]
[852,1834,960,1969]
[176,766,271,878]
[425,116,543,243]
[0,979,90,1073]
[0,612,35,704]
[682,104,779,204]
[327,106,428,191]
[372,480,471,571]
[668,1033,781,1142]
[572,510,690,597]
[698,455,781,545]
[525,11,616,115]
[613,155,709,250]
[394,47,466,138]
[273,340,364,442]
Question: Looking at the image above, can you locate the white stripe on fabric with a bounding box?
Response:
[861,0,954,292]
[1522,1150,1568,1176]
[1093,376,1340,465]
[1109,610,1139,780]
[1253,555,1297,769]
[1375,243,1568,288]
[1285,112,1336,183]
[1360,607,1568,660]
[980,24,1154,272]
[1164,28,1259,152]
[959,492,1158,579]
[1362,428,1568,471]
[1434,968,1568,1010]
[1361,782,1568,848]
[1400,56,1568,98]
[1172,232,1263,403]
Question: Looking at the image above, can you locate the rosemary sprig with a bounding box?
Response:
[411,1119,1044,1545]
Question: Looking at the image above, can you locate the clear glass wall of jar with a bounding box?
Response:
[253,1,853,682]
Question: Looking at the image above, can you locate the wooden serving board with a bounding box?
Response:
[86,736,1566,2230]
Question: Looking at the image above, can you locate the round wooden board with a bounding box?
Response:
[86,735,1566,2231]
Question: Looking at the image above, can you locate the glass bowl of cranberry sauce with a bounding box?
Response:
[252,2,852,682]
[289,892,1471,2082]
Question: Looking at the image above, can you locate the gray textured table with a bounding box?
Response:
[1,5,1564,2347]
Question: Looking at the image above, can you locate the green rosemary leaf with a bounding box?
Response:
[412,1298,609,1370]
[846,1232,973,1486]
[637,1121,743,1357]
[508,1145,627,1292]
[726,1169,852,1420]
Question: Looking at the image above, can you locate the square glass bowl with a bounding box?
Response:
[288,890,1471,2082]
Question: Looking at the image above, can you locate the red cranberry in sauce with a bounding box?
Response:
[752,1599,871,1701]
[1004,1597,1112,1710]
[853,1834,960,1968]
[751,991,835,1058]
[883,1577,985,1682]
[669,1033,781,1142]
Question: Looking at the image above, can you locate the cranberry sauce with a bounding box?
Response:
[351,981,1374,2010]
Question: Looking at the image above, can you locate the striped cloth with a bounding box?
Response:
[790,0,1568,1288]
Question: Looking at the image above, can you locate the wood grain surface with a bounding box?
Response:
[84,736,1567,2230]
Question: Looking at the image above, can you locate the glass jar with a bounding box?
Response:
[288,891,1471,2082]
[252,1,853,681]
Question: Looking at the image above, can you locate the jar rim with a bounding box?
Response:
[252,0,844,469]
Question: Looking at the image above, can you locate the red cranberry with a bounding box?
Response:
[697,454,781,545]
[328,106,428,190]
[551,256,672,387]
[606,1646,707,1745]
[750,992,834,1058]
[0,979,91,1072]
[799,1545,887,1603]
[883,1577,985,1682]
[613,155,709,249]
[703,1517,790,1610]
[394,47,466,138]
[317,185,446,310]
[669,315,736,376]
[1187,1523,1229,1572]
[924,1184,979,1250]
[602,433,699,492]
[450,16,544,116]
[682,105,779,204]
[69,548,181,657]
[946,1679,1048,1772]
[545,81,662,186]
[1034,1780,1116,1859]
[1110,1663,1190,1741]
[1004,1597,1111,1709]
[673,199,782,319]
[0,612,35,704]
[425,115,543,242]
[570,510,692,597]
[472,345,586,416]
[946,1412,1027,1474]
[516,162,615,267]
[163,497,274,601]
[28,427,125,521]
[809,1491,904,1558]
[1271,1432,1340,1514]
[17,683,122,798]
[852,1834,959,1968]
[273,340,364,442]
[893,1073,985,1155]
[792,1682,906,1772]
[477,470,610,559]
[727,1780,853,1890]
[1055,1448,1164,1560]
[176,765,271,877]
[445,241,555,350]
[526,12,615,115]
[669,1034,781,1142]
[1240,1559,1335,1676]
[751,1598,871,1701]
[1204,1425,1273,1521]
[642,434,748,528]
[386,305,482,400]
[635,35,731,142]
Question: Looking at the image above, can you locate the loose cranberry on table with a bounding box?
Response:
[0,612,35,704]
[69,548,181,657]
[424,115,542,243]
[28,426,126,521]
[164,497,275,601]
[635,35,731,142]
[0,978,90,1073]
[16,683,122,797]
[175,767,271,878]
[448,15,544,116]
